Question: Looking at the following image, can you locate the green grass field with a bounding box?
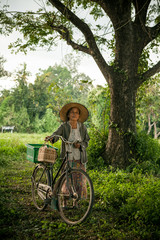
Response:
[0,133,160,239]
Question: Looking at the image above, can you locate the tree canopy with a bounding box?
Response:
[0,0,160,168]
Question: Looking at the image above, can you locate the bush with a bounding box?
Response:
[128,132,160,174]
[89,168,160,239]
[87,127,107,169]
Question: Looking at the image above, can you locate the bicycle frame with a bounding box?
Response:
[35,150,74,199]
[32,135,86,209]
[31,135,94,224]
[50,152,70,189]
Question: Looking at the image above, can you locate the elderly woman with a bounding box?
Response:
[45,103,90,206]
[45,102,90,170]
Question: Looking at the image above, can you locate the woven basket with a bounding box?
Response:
[38,145,57,163]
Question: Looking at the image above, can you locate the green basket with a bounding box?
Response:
[26,144,58,163]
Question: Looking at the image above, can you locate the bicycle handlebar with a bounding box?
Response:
[45,135,81,145]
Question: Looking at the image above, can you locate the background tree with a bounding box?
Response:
[33,108,59,133]
[136,74,160,139]
[0,96,14,126]
[88,84,110,134]
[1,0,160,168]
[37,61,93,114]
[11,64,30,112]
[0,64,31,132]
[0,58,93,132]
[0,55,9,77]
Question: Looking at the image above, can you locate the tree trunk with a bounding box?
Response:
[154,122,157,139]
[153,121,160,139]
[147,113,154,135]
[103,73,137,168]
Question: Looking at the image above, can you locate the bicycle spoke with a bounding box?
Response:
[57,169,94,225]
[37,190,46,199]
[31,165,49,210]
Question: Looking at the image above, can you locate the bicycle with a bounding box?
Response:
[30,135,94,225]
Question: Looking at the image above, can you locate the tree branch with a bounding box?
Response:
[49,0,97,49]
[133,0,151,25]
[145,22,160,45]
[51,25,91,54]
[48,0,111,80]
[132,0,160,47]
[140,61,160,84]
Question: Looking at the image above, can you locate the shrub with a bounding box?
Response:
[89,168,160,239]
[87,127,107,169]
[128,132,160,174]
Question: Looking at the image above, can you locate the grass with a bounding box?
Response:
[0,160,111,240]
[0,133,60,167]
[0,133,160,239]
[0,132,48,144]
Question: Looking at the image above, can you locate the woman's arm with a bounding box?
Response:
[45,124,64,143]
[80,125,90,149]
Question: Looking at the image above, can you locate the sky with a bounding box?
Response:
[0,0,108,90]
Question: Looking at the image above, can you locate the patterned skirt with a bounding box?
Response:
[62,160,87,198]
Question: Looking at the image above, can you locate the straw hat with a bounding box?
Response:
[60,102,89,123]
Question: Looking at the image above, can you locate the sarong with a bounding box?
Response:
[62,160,87,199]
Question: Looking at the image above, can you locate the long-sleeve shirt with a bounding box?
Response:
[50,121,90,163]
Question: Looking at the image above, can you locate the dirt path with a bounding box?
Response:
[0,161,102,240]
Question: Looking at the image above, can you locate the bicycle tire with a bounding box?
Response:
[31,164,51,210]
[57,168,94,225]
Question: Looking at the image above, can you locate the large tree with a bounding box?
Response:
[1,0,160,168]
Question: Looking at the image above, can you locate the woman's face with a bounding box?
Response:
[68,107,80,122]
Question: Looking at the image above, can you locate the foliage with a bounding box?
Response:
[87,125,160,174]
[88,84,110,133]
[0,132,49,166]
[0,60,93,133]
[90,168,160,239]
[87,127,107,169]
[0,55,9,77]
[0,96,14,125]
[0,133,160,240]
[0,136,26,167]
[0,133,60,167]
[136,74,160,138]
[41,62,93,114]
[128,132,160,174]
[33,109,59,133]
[1,0,160,169]
[1,1,159,58]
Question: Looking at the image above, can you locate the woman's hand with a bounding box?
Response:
[44,136,52,142]
[74,143,81,149]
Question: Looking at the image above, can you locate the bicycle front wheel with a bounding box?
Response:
[31,164,50,210]
[57,169,94,225]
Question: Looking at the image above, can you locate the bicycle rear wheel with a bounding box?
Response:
[57,169,94,225]
[31,164,50,210]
